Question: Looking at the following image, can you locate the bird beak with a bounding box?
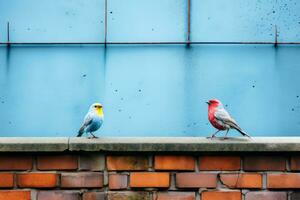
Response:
[206,101,209,105]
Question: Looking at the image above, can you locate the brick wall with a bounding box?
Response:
[0,153,300,200]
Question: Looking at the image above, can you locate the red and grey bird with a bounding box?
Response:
[206,99,251,139]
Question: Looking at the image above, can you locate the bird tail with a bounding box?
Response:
[77,126,85,137]
[235,128,251,138]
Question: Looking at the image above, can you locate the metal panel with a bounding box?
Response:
[0,0,105,43]
[277,0,300,42]
[107,0,186,42]
[191,0,300,42]
[1,45,300,137]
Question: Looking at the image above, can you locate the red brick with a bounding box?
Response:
[37,155,78,170]
[83,192,106,200]
[154,192,195,200]
[244,156,286,171]
[176,173,217,188]
[154,156,195,170]
[130,172,169,188]
[107,192,152,200]
[37,191,80,200]
[0,156,32,170]
[291,156,300,171]
[107,156,148,171]
[61,172,103,188]
[17,173,57,188]
[109,174,128,190]
[0,190,30,200]
[267,173,300,188]
[79,154,105,171]
[220,173,262,189]
[0,173,14,188]
[202,191,241,200]
[246,192,287,200]
[199,156,240,170]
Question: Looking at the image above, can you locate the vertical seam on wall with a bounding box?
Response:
[32,155,37,172]
[31,189,37,200]
[262,172,267,189]
[13,172,17,189]
[287,156,291,171]
[234,156,243,189]
[187,0,191,46]
[195,155,199,172]
[103,153,108,190]
[77,153,80,172]
[196,190,200,200]
[104,0,108,47]
[148,155,154,172]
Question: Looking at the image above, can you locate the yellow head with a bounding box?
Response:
[90,103,104,117]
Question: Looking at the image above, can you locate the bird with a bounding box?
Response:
[206,99,251,139]
[77,103,104,138]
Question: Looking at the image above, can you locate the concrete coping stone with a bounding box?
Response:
[0,137,300,152]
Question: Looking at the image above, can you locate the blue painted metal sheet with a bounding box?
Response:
[0,0,105,43]
[191,0,300,42]
[0,0,300,137]
[0,45,300,137]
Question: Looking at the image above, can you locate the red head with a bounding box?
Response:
[206,99,226,130]
[206,99,221,107]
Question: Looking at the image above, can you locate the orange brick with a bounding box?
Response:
[130,172,169,188]
[61,173,103,188]
[220,173,262,189]
[291,157,300,171]
[0,156,32,170]
[0,190,30,200]
[0,173,14,188]
[176,173,217,188]
[267,173,300,189]
[37,155,78,170]
[199,156,240,170]
[107,156,148,171]
[155,192,195,200]
[17,173,57,188]
[202,191,241,200]
[244,156,286,171]
[109,174,128,190]
[155,156,195,170]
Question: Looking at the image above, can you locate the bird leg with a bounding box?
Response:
[223,129,230,139]
[90,132,98,139]
[87,132,93,139]
[208,130,220,139]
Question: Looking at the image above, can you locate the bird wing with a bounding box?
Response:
[77,113,93,137]
[214,107,251,138]
[214,107,240,129]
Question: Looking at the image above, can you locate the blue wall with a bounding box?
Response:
[1,45,300,137]
[0,0,300,137]
[1,0,300,43]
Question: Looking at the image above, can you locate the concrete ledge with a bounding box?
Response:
[0,137,69,152]
[1,137,300,152]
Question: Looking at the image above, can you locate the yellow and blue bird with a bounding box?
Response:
[77,103,104,138]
